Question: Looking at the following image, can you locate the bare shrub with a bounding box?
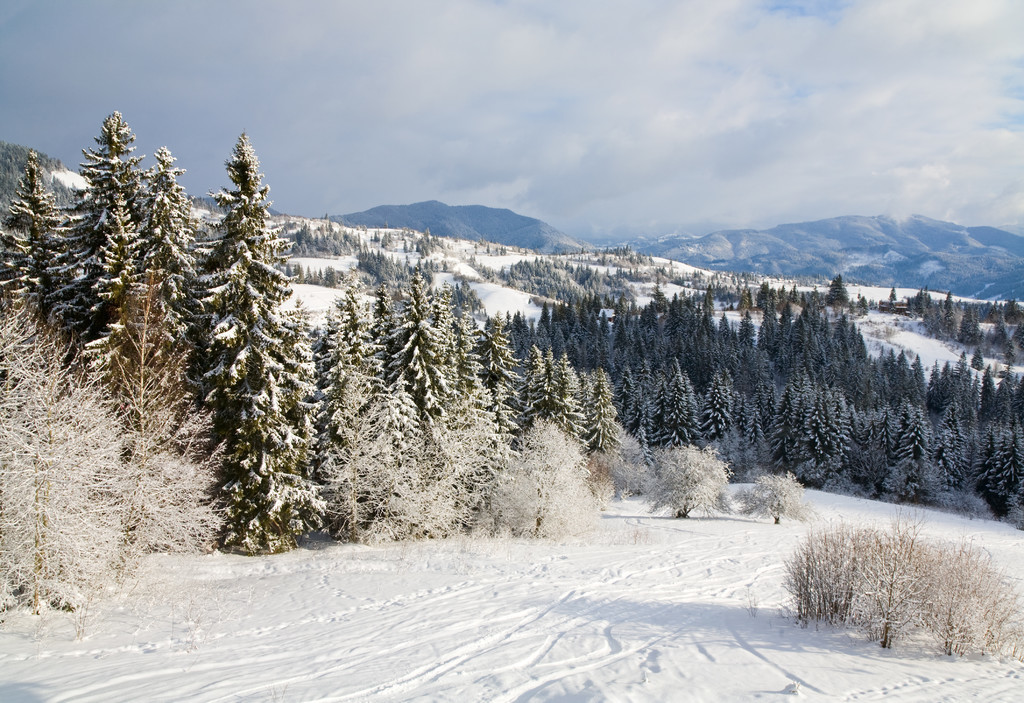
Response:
[785,516,1024,656]
[854,515,932,649]
[586,452,616,509]
[739,472,814,524]
[785,523,868,626]
[647,445,731,519]
[925,539,1023,657]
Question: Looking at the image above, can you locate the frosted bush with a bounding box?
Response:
[647,445,731,519]
[607,433,653,497]
[0,313,123,615]
[785,516,1024,656]
[739,472,814,524]
[485,421,598,539]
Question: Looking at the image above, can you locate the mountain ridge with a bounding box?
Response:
[632,214,1024,298]
[332,200,585,254]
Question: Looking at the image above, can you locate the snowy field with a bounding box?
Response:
[3,492,1023,702]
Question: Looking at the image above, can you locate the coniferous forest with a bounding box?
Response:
[3,113,1024,620]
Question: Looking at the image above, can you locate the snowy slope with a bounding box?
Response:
[2,492,1022,702]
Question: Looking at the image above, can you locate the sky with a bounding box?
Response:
[1,0,1022,241]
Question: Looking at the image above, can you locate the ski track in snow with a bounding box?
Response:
[2,493,1024,702]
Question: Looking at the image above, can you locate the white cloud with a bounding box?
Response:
[0,0,1021,235]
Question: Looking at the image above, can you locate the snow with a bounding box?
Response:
[857,312,1024,376]
[286,284,343,322]
[288,256,358,274]
[2,491,1023,702]
[434,272,544,321]
[49,168,87,191]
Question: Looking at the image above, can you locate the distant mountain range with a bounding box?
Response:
[631,215,1024,299]
[332,200,585,254]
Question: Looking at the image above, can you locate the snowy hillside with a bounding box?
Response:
[2,491,1022,702]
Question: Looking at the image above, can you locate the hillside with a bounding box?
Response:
[636,215,1024,299]
[0,140,81,211]
[333,200,585,254]
[3,491,1022,701]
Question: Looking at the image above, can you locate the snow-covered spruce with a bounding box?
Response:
[198,134,322,555]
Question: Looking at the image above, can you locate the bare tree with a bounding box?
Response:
[0,311,122,614]
[647,445,731,518]
[485,421,599,539]
[739,472,814,524]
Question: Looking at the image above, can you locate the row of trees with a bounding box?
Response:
[489,282,1024,516]
[0,114,631,615]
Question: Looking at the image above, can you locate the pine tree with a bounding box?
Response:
[883,402,935,503]
[478,314,520,437]
[137,146,200,341]
[386,268,450,426]
[659,360,700,446]
[701,370,734,442]
[934,401,969,490]
[584,368,620,453]
[200,134,322,554]
[550,353,585,440]
[826,275,849,308]
[771,374,812,469]
[1,149,62,314]
[49,112,145,341]
[520,345,551,429]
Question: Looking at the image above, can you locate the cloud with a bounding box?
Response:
[1,0,1022,236]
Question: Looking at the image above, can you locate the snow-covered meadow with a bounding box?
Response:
[3,491,1023,702]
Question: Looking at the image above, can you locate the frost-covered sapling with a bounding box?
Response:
[740,472,813,524]
[485,421,599,539]
[647,445,731,519]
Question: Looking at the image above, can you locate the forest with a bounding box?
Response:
[2,113,1023,626]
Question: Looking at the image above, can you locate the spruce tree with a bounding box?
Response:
[550,353,585,440]
[49,112,145,341]
[701,370,734,442]
[659,360,700,446]
[478,314,520,437]
[200,133,322,554]
[584,368,620,453]
[386,268,450,426]
[2,149,62,313]
[137,146,200,341]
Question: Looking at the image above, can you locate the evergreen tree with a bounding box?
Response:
[1,149,62,313]
[137,146,200,341]
[49,112,145,341]
[519,345,550,429]
[658,360,700,446]
[826,275,849,308]
[478,314,520,437]
[934,401,969,490]
[550,353,585,440]
[200,133,322,554]
[701,370,733,442]
[584,368,620,453]
[883,402,935,503]
[386,268,450,426]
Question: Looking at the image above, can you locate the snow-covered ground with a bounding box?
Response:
[858,312,1023,376]
[434,272,545,322]
[3,492,1023,702]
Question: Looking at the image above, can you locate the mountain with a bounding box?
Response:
[332,200,585,254]
[634,214,1024,299]
[0,140,81,211]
